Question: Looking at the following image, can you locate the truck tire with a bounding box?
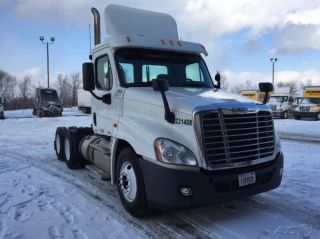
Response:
[63,129,82,169]
[54,127,67,161]
[116,148,148,217]
[283,111,288,119]
[315,113,320,121]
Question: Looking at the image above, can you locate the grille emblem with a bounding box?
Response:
[232,107,248,113]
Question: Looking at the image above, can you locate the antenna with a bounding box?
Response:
[89,24,92,54]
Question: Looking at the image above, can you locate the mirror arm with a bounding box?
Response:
[160,91,175,124]
[89,90,102,100]
[263,92,269,104]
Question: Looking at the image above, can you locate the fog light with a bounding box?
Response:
[179,187,192,197]
[279,167,283,176]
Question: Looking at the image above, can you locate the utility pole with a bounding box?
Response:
[39,36,55,88]
[270,57,278,86]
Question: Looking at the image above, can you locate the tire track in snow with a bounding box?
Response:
[2,151,214,239]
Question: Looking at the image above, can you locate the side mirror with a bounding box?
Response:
[152,79,169,92]
[151,79,175,124]
[102,93,111,105]
[82,63,95,91]
[259,82,273,93]
[259,82,273,104]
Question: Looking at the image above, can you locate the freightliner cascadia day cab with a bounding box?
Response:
[294,86,320,120]
[33,88,63,118]
[54,5,283,217]
[267,87,294,119]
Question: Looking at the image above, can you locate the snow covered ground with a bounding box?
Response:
[0,110,319,239]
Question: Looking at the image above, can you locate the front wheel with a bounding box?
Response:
[116,148,148,217]
[283,111,288,119]
[315,113,320,121]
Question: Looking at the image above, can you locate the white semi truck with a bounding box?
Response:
[267,87,294,119]
[0,91,4,119]
[294,86,320,120]
[54,5,283,217]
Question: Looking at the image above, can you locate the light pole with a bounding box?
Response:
[39,36,55,88]
[270,57,278,86]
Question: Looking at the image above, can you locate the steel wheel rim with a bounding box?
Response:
[119,161,137,202]
[64,138,71,161]
[55,134,61,154]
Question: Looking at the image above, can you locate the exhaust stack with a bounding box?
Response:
[91,7,101,45]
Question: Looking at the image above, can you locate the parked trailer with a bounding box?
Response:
[294,86,320,120]
[240,90,270,103]
[77,88,91,114]
[54,5,283,217]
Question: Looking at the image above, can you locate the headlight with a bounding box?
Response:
[154,138,197,166]
[310,107,319,112]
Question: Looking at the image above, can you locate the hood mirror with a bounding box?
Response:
[152,79,175,124]
[259,82,273,104]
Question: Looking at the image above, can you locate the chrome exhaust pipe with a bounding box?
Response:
[91,7,101,45]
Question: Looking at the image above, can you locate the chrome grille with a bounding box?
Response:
[299,106,310,112]
[270,105,277,112]
[200,111,275,168]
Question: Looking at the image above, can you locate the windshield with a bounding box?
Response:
[41,90,58,102]
[269,96,288,103]
[301,98,320,105]
[116,48,213,88]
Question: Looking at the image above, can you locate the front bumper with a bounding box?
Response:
[272,111,285,118]
[140,152,283,209]
[294,111,318,119]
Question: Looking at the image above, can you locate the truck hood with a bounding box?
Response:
[124,87,262,114]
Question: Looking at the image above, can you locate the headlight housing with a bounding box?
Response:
[154,138,197,166]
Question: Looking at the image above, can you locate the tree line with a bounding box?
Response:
[0,69,81,110]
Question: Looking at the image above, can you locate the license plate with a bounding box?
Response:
[238,172,256,187]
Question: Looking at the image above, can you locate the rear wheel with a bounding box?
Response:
[54,127,67,161]
[116,148,148,217]
[294,115,301,120]
[62,129,81,169]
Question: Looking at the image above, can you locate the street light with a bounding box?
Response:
[39,36,55,88]
[270,57,278,86]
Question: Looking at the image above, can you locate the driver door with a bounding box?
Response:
[92,48,116,136]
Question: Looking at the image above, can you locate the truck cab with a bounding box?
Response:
[33,88,63,117]
[54,5,283,217]
[0,92,4,119]
[294,86,320,120]
[267,87,294,119]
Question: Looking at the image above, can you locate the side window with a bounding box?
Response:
[119,63,134,83]
[142,65,168,82]
[186,63,203,82]
[96,55,112,90]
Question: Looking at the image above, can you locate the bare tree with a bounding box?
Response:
[19,75,32,100]
[18,74,33,108]
[220,74,229,90]
[0,69,17,97]
[276,80,299,95]
[230,80,256,94]
[70,73,81,106]
[56,73,72,106]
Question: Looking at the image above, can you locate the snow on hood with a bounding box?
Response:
[124,87,261,114]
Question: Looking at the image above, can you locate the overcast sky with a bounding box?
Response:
[1,0,320,88]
